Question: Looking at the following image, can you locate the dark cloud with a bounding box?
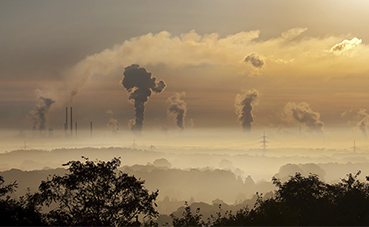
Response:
[244,53,264,68]
[30,97,55,131]
[121,64,166,132]
[167,92,187,130]
[284,102,324,133]
[235,89,259,131]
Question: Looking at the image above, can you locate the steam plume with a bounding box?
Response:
[235,89,259,131]
[167,92,187,130]
[355,109,369,137]
[244,53,264,68]
[284,102,324,133]
[106,117,119,132]
[121,64,166,131]
[30,96,55,131]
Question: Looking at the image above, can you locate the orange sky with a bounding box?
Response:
[1,0,369,133]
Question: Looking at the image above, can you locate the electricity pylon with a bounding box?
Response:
[260,131,269,151]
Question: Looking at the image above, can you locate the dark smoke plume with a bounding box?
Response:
[244,53,264,68]
[235,89,259,131]
[121,64,166,131]
[284,102,324,133]
[30,97,55,131]
[167,92,187,130]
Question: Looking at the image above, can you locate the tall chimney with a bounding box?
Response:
[65,107,68,132]
[70,106,73,136]
[90,121,92,138]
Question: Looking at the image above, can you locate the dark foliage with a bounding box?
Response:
[0,176,42,226]
[33,157,159,226]
[210,171,369,226]
[171,201,205,227]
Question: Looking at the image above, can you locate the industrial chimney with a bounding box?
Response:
[70,106,73,136]
[90,121,92,138]
[65,107,68,135]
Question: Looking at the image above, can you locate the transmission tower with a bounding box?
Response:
[260,131,269,151]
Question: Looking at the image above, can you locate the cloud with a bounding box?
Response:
[244,53,264,68]
[167,92,187,130]
[106,109,113,115]
[280,27,308,41]
[330,37,362,55]
[283,102,324,133]
[38,28,367,110]
[235,89,259,131]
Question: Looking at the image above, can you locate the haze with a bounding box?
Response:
[1,0,369,217]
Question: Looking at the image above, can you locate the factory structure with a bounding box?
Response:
[64,106,82,137]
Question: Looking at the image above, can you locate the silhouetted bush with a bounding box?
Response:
[33,157,159,226]
[0,176,42,226]
[209,171,369,226]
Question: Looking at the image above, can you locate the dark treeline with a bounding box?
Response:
[2,158,369,226]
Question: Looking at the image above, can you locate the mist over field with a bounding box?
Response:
[1,127,369,211]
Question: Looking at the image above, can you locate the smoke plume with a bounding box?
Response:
[106,117,119,132]
[235,89,259,131]
[167,92,187,130]
[355,109,369,137]
[30,96,55,131]
[121,64,166,131]
[244,53,264,68]
[284,102,324,133]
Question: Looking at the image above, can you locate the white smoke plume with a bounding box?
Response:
[30,96,55,131]
[167,92,187,130]
[283,102,324,133]
[106,117,119,133]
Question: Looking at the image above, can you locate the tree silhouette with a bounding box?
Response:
[34,157,159,226]
[170,201,205,227]
[210,172,369,226]
[0,176,42,225]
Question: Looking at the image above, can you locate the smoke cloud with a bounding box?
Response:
[167,92,187,130]
[106,117,119,132]
[30,96,55,131]
[330,37,362,55]
[284,102,324,133]
[355,109,369,137]
[235,89,259,131]
[121,64,166,132]
[244,53,264,68]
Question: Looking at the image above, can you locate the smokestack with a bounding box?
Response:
[90,121,92,138]
[70,106,73,137]
[75,122,77,137]
[65,107,68,131]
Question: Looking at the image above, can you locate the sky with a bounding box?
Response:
[1,0,369,134]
